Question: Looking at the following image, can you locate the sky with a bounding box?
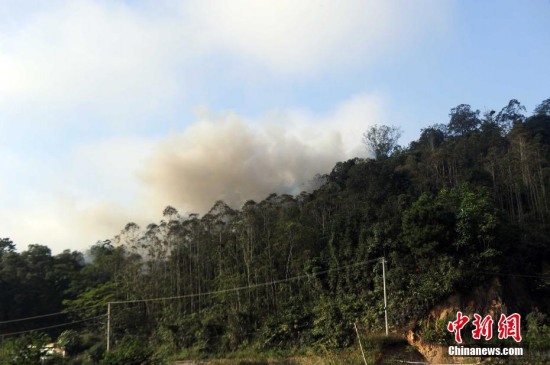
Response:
[1,0,549,254]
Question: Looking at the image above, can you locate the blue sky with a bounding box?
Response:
[1,0,549,253]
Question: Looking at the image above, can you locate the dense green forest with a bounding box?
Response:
[1,98,550,364]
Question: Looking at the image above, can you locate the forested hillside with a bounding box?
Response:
[1,98,550,364]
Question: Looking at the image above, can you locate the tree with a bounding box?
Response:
[162,205,179,221]
[362,124,402,159]
[448,104,481,136]
[0,332,50,365]
[495,99,526,133]
[418,124,447,151]
[534,97,550,116]
[0,238,15,257]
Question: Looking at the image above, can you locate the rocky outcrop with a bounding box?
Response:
[406,278,507,364]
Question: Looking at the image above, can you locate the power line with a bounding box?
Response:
[474,271,550,279]
[106,257,387,352]
[2,259,546,326]
[109,257,382,305]
[0,258,381,326]
[0,303,105,325]
[1,315,106,338]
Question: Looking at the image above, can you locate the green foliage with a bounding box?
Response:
[417,318,454,345]
[0,332,50,365]
[57,330,81,356]
[99,335,152,365]
[534,97,550,116]
[311,294,366,348]
[236,360,268,365]
[0,238,15,257]
[525,311,550,351]
[454,186,499,251]
[362,124,402,159]
[448,104,481,136]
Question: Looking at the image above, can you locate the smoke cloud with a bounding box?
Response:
[1,94,384,253]
[140,94,384,213]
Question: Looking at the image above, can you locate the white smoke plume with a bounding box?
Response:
[140,94,384,213]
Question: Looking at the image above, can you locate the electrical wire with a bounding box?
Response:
[474,271,550,279]
[0,257,382,325]
[1,315,106,337]
[109,257,382,305]
[2,257,546,328]
[0,303,105,325]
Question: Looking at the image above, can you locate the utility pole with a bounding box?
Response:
[381,257,388,336]
[106,302,111,352]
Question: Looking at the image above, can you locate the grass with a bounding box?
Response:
[169,335,424,365]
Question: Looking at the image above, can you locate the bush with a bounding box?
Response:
[0,332,50,365]
[99,335,152,365]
